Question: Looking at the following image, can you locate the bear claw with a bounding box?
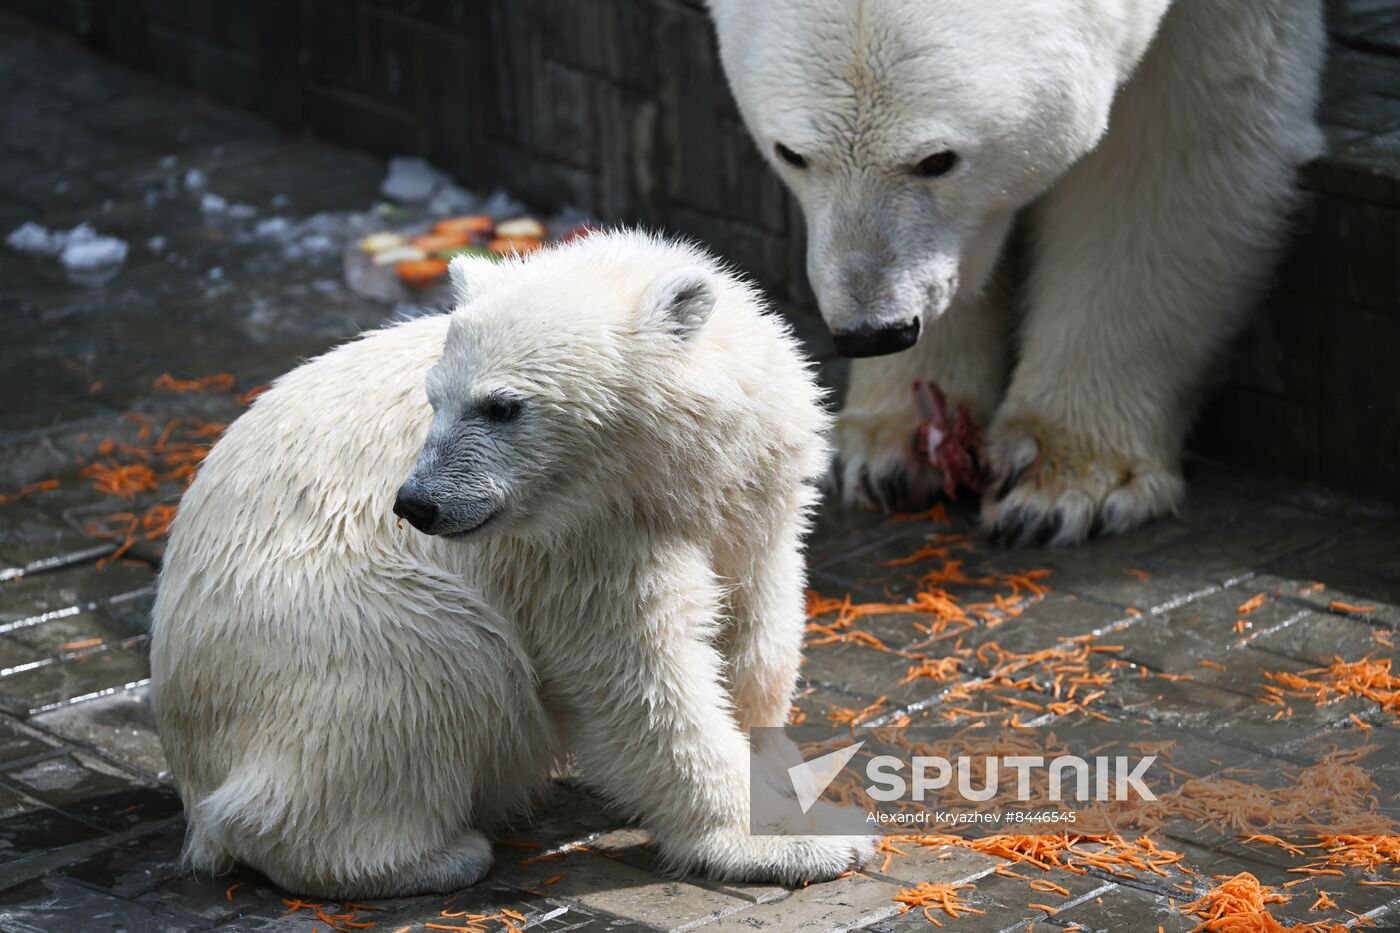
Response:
[982,418,1183,546]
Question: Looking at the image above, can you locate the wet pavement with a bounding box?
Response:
[3,13,1400,933]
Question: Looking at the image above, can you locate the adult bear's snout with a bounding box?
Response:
[393,486,439,533]
[830,319,921,358]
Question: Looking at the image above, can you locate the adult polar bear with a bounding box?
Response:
[709,0,1324,544]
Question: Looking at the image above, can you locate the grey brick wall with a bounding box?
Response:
[3,0,1397,503]
[0,0,809,304]
[1196,13,1400,504]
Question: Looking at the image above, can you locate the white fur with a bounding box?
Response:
[149,231,875,898]
[709,0,1324,541]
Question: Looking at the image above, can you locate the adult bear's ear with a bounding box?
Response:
[447,254,498,307]
[641,267,715,340]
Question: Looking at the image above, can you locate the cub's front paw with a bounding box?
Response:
[678,828,878,886]
[982,414,1183,546]
[832,406,940,512]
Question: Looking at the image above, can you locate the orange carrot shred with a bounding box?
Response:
[1237,593,1268,615]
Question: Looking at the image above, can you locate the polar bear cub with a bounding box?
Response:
[150,230,875,898]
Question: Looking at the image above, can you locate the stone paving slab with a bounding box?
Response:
[1,12,1399,933]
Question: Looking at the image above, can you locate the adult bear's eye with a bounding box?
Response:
[774,143,807,169]
[914,150,959,178]
[482,397,522,423]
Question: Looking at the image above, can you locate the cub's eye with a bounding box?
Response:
[913,150,959,178]
[774,143,808,169]
[481,397,522,423]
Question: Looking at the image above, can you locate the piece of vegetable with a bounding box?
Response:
[370,244,428,266]
[488,235,544,256]
[433,215,495,237]
[411,231,471,252]
[495,217,547,239]
[358,232,405,254]
[396,258,450,287]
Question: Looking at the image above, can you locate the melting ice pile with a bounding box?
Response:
[6,221,129,285]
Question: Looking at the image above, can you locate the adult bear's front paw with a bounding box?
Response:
[831,405,941,512]
[982,412,1183,546]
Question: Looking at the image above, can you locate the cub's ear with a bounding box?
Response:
[448,254,499,306]
[640,267,716,340]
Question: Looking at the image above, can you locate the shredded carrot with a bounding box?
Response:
[60,637,103,651]
[1263,656,1400,723]
[1329,601,1376,615]
[0,478,60,505]
[829,696,889,730]
[889,503,950,524]
[225,881,245,901]
[153,372,235,393]
[80,461,158,498]
[1237,593,1268,615]
[1028,879,1071,896]
[1308,891,1337,911]
[893,882,983,920]
[1178,872,1349,932]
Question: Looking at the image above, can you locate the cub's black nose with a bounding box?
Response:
[393,490,438,533]
[830,320,922,358]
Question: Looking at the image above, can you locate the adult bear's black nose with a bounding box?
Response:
[393,488,438,533]
[830,319,922,358]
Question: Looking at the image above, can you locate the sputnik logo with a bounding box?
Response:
[788,741,864,814]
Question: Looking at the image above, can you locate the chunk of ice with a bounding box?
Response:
[5,221,128,284]
[6,221,63,256]
[380,156,448,204]
[60,235,128,271]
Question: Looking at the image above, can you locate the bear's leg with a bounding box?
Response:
[247,826,496,899]
[174,588,552,899]
[563,543,877,884]
[984,0,1323,544]
[835,281,1008,510]
[717,508,808,734]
